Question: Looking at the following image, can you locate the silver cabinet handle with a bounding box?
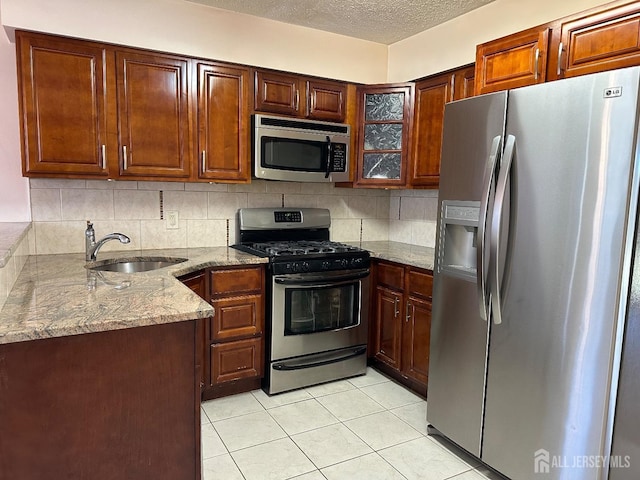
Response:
[534,48,540,81]
[122,145,128,170]
[477,136,502,321]
[405,302,412,323]
[557,41,564,77]
[489,135,516,325]
[201,150,206,173]
[393,296,399,318]
[101,144,106,169]
[295,89,300,111]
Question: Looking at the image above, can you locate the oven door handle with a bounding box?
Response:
[272,346,367,371]
[274,270,369,285]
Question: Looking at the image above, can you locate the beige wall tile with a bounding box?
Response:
[140,220,187,249]
[284,194,318,208]
[30,178,86,189]
[324,196,349,219]
[86,180,138,190]
[389,197,400,220]
[208,192,248,219]
[411,221,436,247]
[185,183,228,192]
[247,193,282,208]
[388,220,412,244]
[331,219,361,242]
[0,265,8,309]
[164,191,208,219]
[424,197,438,222]
[228,180,267,193]
[27,228,36,255]
[348,196,377,219]
[30,189,62,221]
[376,196,391,219]
[34,221,86,254]
[137,181,185,191]
[114,190,160,220]
[399,197,427,221]
[304,183,336,195]
[362,219,389,241]
[266,181,301,194]
[61,189,114,221]
[187,219,227,247]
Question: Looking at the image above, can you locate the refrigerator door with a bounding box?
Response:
[482,68,640,479]
[428,92,507,456]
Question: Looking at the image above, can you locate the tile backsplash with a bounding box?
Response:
[29,179,438,254]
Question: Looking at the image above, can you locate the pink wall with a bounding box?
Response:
[0,0,30,222]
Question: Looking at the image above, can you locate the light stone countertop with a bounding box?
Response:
[357,241,435,271]
[0,247,267,345]
[0,222,31,268]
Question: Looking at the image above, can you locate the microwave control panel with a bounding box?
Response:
[331,143,347,172]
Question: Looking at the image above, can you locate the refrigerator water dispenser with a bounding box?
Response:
[438,201,480,280]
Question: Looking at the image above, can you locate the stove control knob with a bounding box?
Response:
[285,263,293,273]
[301,262,310,272]
[322,261,331,270]
[341,258,349,268]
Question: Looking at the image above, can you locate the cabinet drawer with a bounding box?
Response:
[376,262,404,290]
[408,270,433,300]
[210,267,262,296]
[210,337,263,384]
[211,295,263,341]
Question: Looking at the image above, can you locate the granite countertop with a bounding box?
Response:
[0,222,31,268]
[358,241,435,271]
[0,241,433,346]
[0,247,267,345]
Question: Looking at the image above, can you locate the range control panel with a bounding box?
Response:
[274,211,302,223]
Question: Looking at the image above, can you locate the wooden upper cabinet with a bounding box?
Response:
[410,65,474,188]
[197,62,251,182]
[16,32,113,178]
[115,51,192,179]
[551,2,640,80]
[254,70,305,116]
[355,83,414,188]
[307,79,346,121]
[254,70,347,121]
[475,26,551,94]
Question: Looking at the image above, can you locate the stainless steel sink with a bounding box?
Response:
[87,257,188,273]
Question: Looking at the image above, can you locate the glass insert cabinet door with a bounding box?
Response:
[285,282,360,335]
[356,84,414,187]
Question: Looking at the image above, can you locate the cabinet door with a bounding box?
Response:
[115,51,191,179]
[475,27,551,94]
[307,79,346,121]
[254,70,305,116]
[197,63,251,182]
[210,337,263,385]
[210,266,263,297]
[401,296,431,387]
[211,295,263,341]
[551,3,640,81]
[453,65,476,101]
[410,73,453,188]
[355,84,414,187]
[178,270,208,392]
[16,32,113,177]
[373,286,403,369]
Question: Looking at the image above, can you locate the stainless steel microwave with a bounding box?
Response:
[253,114,350,183]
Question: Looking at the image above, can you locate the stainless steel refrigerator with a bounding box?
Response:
[428,67,640,480]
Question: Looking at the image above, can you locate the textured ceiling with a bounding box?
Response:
[185,0,497,44]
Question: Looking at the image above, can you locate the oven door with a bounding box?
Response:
[270,268,369,361]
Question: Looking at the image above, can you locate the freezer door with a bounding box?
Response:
[428,92,507,456]
[482,68,640,480]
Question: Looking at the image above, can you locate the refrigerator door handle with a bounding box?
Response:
[477,135,502,321]
[490,134,516,325]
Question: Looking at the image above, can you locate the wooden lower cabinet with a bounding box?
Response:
[0,322,201,480]
[180,265,265,400]
[370,260,433,397]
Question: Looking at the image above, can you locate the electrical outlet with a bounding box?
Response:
[166,210,179,229]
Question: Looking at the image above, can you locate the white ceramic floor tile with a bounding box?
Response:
[472,465,509,480]
[448,469,490,479]
[345,411,422,450]
[429,436,480,469]
[201,408,211,425]
[252,387,313,409]
[289,470,327,480]
[269,398,340,435]
[321,452,407,480]
[202,391,264,422]
[201,423,227,459]
[292,423,373,469]
[316,389,385,421]
[348,367,390,388]
[390,402,429,435]
[202,453,244,480]
[360,381,423,409]
[379,437,473,480]
[304,379,356,397]
[232,437,316,480]
[215,411,287,452]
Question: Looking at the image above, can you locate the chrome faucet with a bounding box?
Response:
[85,221,131,261]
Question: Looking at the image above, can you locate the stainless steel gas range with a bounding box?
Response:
[233,208,370,395]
